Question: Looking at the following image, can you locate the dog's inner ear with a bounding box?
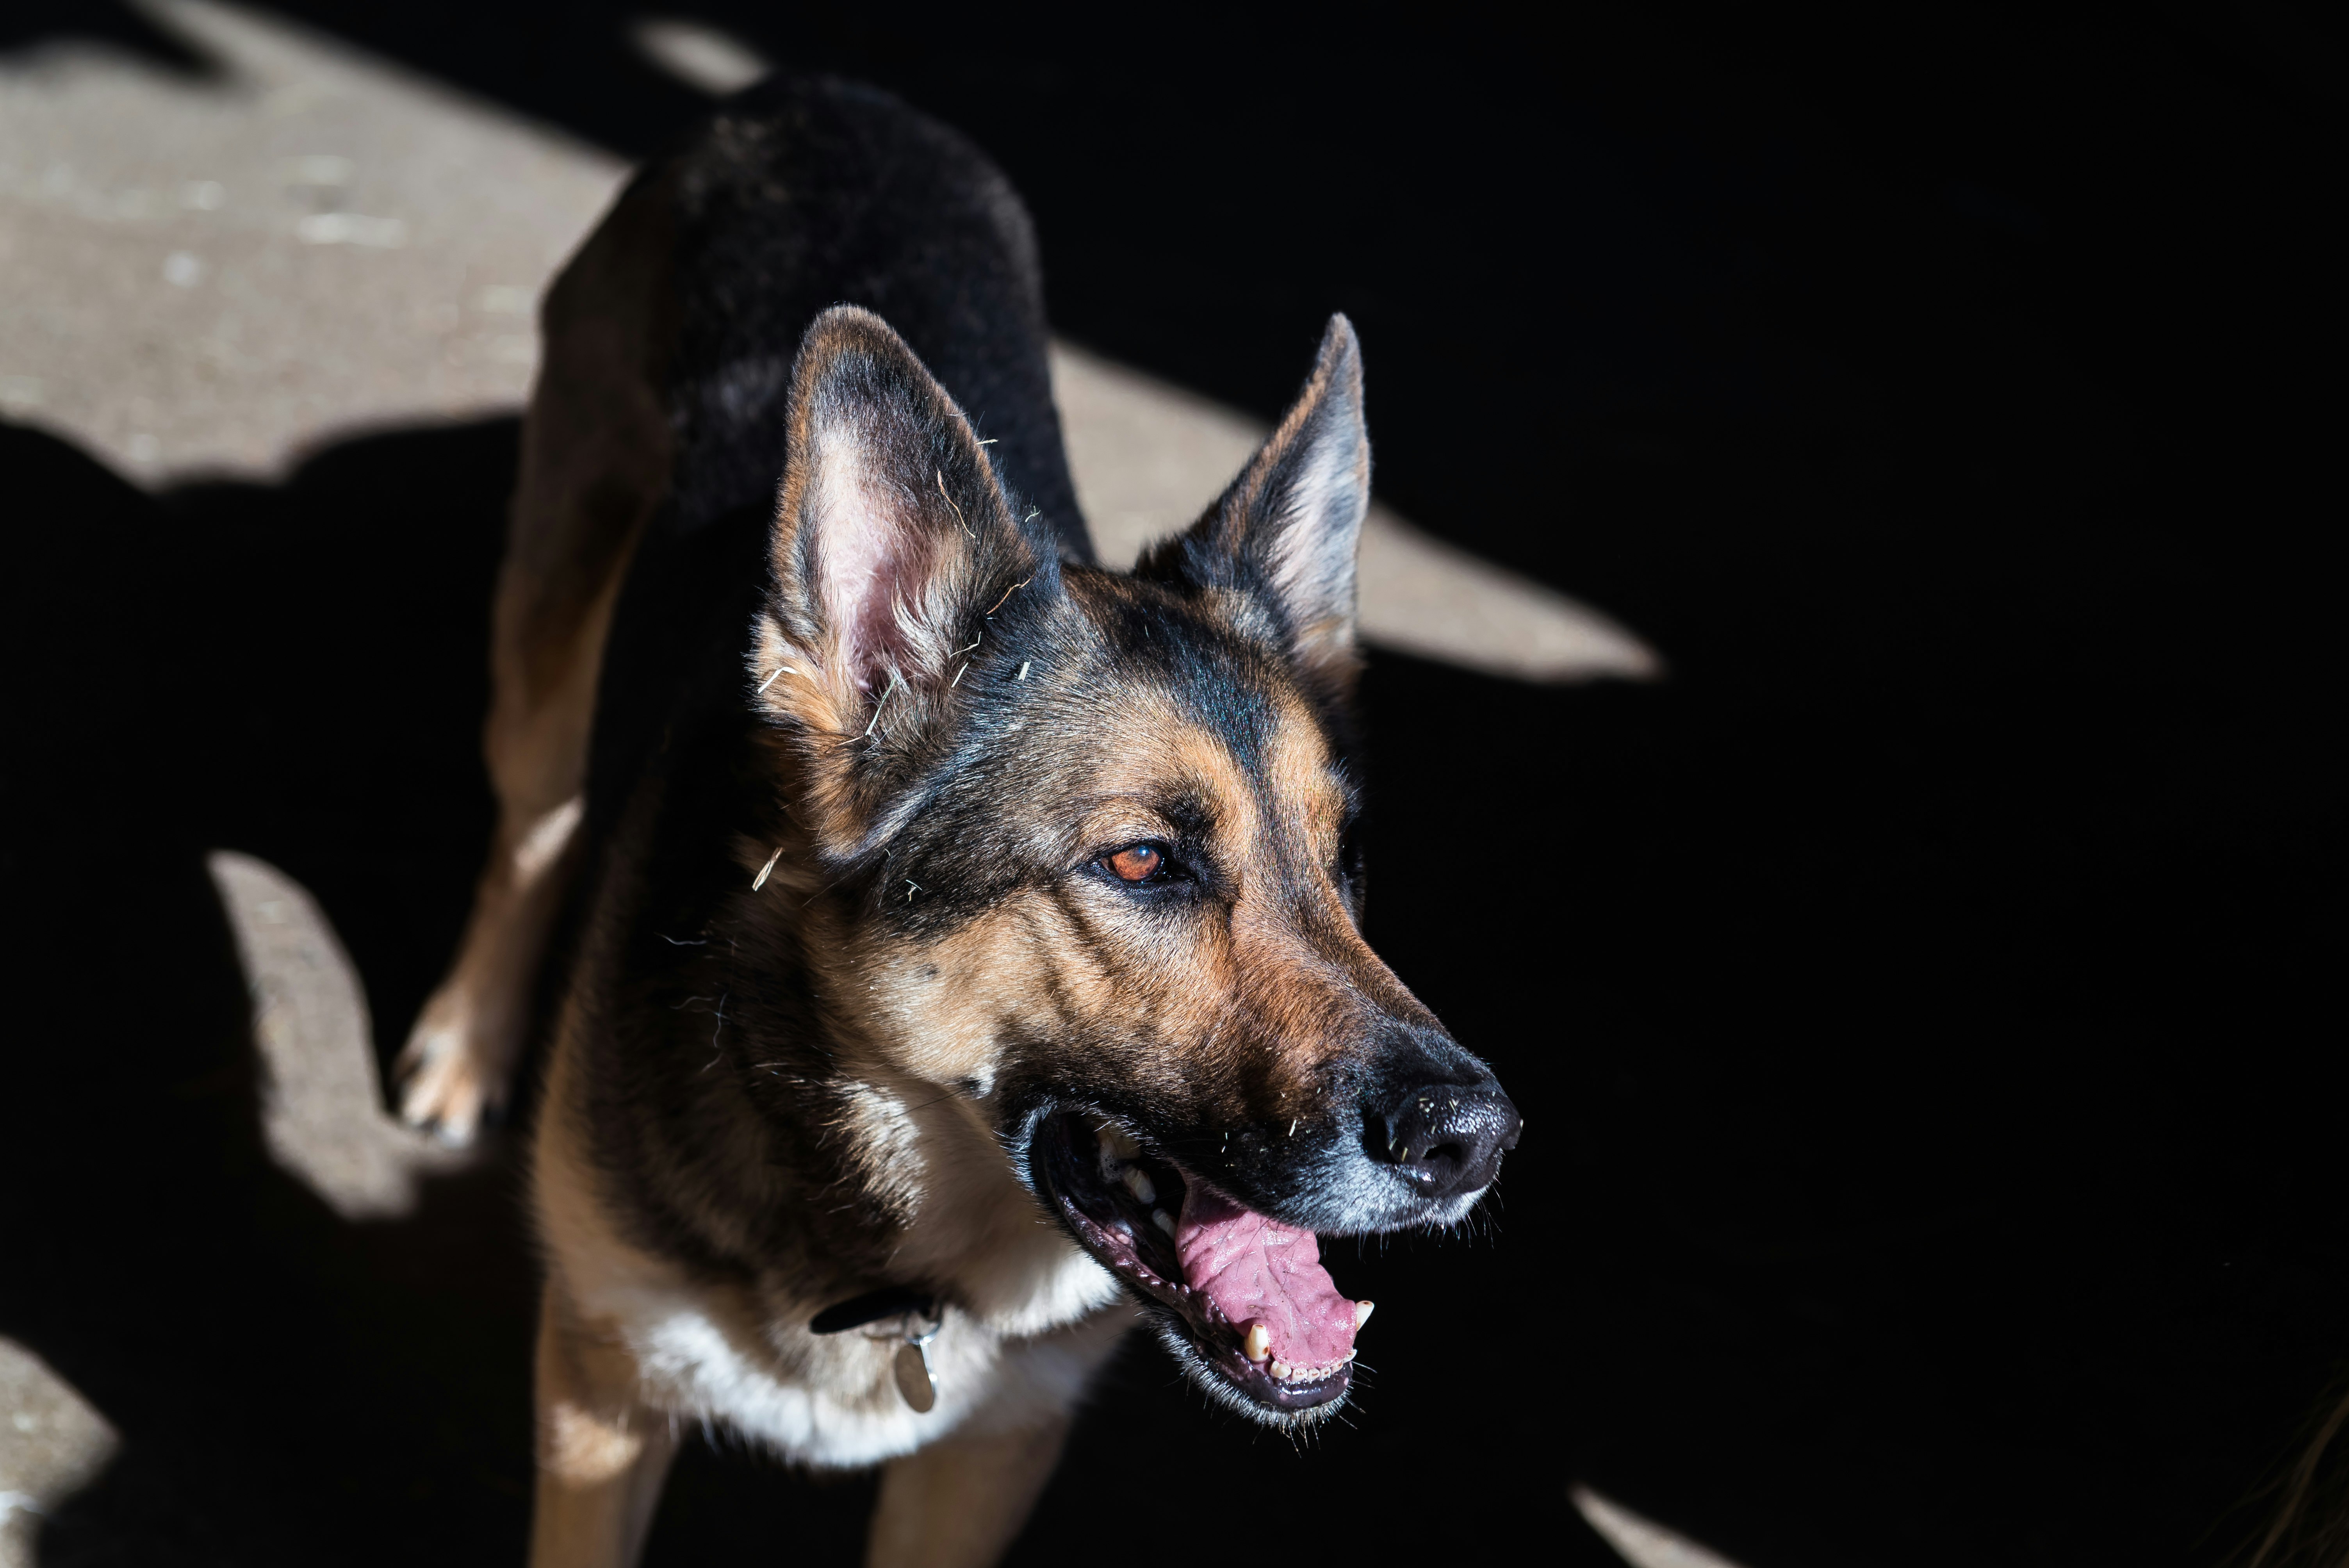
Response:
[808,423,948,691]
[1146,314,1371,686]
[762,306,1042,725]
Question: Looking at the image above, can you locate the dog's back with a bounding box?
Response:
[639,77,1084,549]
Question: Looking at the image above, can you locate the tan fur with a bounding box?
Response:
[396,169,678,1142]
[531,1286,678,1568]
[831,671,1392,1121]
[863,1418,1072,1568]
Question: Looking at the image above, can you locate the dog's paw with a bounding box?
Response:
[393,997,505,1147]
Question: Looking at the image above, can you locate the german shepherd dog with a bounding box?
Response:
[394,77,1521,1567]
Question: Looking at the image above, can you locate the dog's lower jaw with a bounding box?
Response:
[1028,1114,1372,1427]
[1144,1312,1355,1431]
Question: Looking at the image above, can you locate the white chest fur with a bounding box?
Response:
[533,1064,1131,1468]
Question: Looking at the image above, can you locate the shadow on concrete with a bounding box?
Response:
[0,417,535,1564]
[0,0,216,75]
[0,416,888,1565]
[0,413,1632,1564]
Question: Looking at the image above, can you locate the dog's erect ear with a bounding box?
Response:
[754,306,1053,857]
[1142,315,1370,690]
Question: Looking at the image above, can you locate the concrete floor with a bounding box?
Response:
[0,5,1691,1565]
[0,1343,115,1568]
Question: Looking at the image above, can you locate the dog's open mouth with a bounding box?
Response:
[1034,1113,1365,1418]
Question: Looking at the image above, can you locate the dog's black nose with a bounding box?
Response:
[1367,1080,1521,1199]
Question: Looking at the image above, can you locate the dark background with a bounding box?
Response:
[2,4,2341,1564]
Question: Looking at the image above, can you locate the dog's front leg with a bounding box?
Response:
[864,1416,1072,1568]
[530,1286,677,1568]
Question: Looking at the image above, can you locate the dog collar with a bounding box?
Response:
[810,1287,943,1413]
[808,1285,937,1335]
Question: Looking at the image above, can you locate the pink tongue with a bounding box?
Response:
[1174,1184,1359,1369]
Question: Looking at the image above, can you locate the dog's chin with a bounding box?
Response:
[1030,1112,1360,1427]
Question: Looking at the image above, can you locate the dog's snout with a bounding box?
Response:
[1366,1078,1520,1200]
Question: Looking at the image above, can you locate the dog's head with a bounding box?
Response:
[751,306,1519,1424]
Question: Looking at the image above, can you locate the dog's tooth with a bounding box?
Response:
[1152,1208,1176,1237]
[1269,1359,1292,1381]
[1099,1124,1140,1161]
[1121,1167,1156,1205]
[1354,1299,1376,1328]
[1242,1322,1271,1363]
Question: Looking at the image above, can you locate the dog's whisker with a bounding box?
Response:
[982,575,1032,616]
[859,667,905,740]
[700,992,729,1069]
[935,468,971,536]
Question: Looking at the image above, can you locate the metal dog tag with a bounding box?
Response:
[893,1327,938,1413]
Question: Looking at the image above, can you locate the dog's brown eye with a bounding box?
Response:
[1104,844,1162,883]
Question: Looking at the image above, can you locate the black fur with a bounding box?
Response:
[654,77,1086,557]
